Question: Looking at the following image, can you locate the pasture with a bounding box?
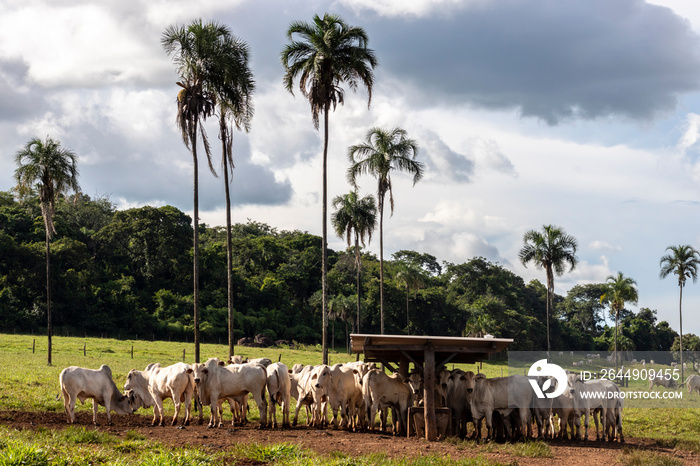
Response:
[0,333,699,465]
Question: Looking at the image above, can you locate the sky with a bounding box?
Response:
[2,0,700,336]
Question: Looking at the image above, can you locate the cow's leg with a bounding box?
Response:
[183,390,192,426]
[267,394,277,428]
[171,391,182,426]
[152,395,164,426]
[258,389,268,428]
[283,396,291,428]
[92,398,100,425]
[62,391,73,423]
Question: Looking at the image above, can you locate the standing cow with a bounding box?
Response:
[124,362,195,426]
[192,358,268,428]
[266,362,291,428]
[59,365,135,425]
[687,374,700,395]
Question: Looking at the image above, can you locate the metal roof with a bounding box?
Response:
[350,333,513,369]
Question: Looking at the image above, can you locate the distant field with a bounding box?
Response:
[0,333,698,452]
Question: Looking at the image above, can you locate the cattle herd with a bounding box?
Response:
[58,357,700,442]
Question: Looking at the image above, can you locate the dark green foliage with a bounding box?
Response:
[0,191,681,351]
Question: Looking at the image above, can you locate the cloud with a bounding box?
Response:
[420,130,475,183]
[370,0,700,124]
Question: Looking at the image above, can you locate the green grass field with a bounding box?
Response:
[0,333,698,465]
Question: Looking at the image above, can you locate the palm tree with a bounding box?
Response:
[331,191,377,335]
[213,31,255,359]
[348,127,423,334]
[660,244,700,384]
[282,13,377,364]
[600,272,638,373]
[519,224,578,357]
[14,136,79,365]
[162,19,229,363]
[395,263,424,335]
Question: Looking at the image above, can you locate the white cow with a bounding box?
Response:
[686,374,700,395]
[469,374,533,441]
[327,364,363,429]
[362,369,413,435]
[124,362,195,426]
[446,369,477,439]
[292,364,332,427]
[192,358,268,428]
[59,365,135,425]
[568,374,618,441]
[266,362,291,428]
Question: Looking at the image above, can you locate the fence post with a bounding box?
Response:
[83,343,86,357]
[131,345,134,359]
[183,349,186,361]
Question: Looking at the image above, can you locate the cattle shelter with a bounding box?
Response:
[350,333,513,441]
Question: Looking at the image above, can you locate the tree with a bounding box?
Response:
[519,224,578,357]
[14,136,79,365]
[331,191,377,334]
[282,13,377,364]
[394,262,424,335]
[660,244,700,383]
[162,19,230,362]
[213,29,255,359]
[348,127,423,334]
[600,272,638,372]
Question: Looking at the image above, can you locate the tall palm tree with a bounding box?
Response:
[282,13,377,364]
[660,244,700,384]
[395,263,424,335]
[331,191,377,334]
[14,136,79,365]
[348,127,423,334]
[213,31,255,359]
[162,19,228,363]
[600,272,638,373]
[519,224,578,357]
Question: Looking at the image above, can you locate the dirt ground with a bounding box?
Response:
[1,410,698,465]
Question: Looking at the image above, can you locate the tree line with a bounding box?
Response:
[0,192,691,357]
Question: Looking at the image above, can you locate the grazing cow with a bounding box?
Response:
[362,369,413,435]
[124,362,195,426]
[192,358,268,428]
[686,374,700,395]
[59,365,134,425]
[469,374,533,441]
[266,362,291,428]
[648,373,679,390]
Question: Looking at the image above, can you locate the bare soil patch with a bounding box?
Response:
[1,410,698,465]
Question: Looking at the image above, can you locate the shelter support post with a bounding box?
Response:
[424,342,437,441]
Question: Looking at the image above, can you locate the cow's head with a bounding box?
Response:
[192,363,208,384]
[314,365,332,389]
[406,371,423,398]
[463,370,476,395]
[124,389,146,411]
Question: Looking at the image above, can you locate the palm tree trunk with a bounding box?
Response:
[355,233,361,334]
[614,308,619,374]
[546,267,553,360]
[223,146,235,359]
[679,285,684,384]
[192,125,200,364]
[46,230,52,365]
[406,284,410,335]
[321,106,329,365]
[379,195,385,334]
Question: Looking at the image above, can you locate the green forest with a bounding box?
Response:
[0,191,686,354]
